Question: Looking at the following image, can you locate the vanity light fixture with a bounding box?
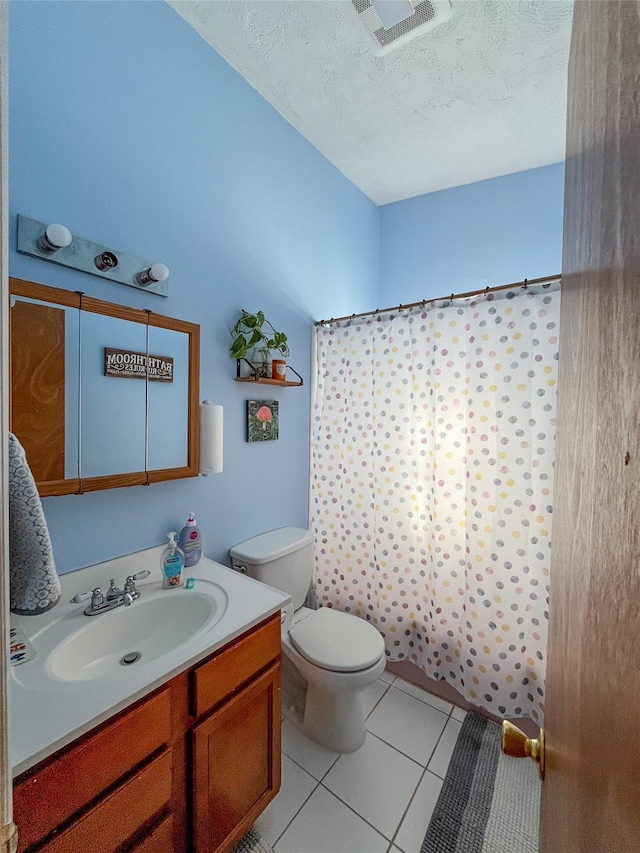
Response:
[17,214,171,297]
[36,223,73,253]
[137,263,170,286]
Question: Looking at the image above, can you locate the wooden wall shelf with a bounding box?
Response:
[235,377,301,387]
[235,359,303,387]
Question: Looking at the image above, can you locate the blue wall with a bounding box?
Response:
[379,164,564,305]
[9,0,379,573]
[9,2,565,575]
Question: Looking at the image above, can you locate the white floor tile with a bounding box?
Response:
[379,669,396,685]
[274,785,388,853]
[451,705,467,722]
[427,717,462,779]
[323,733,423,841]
[394,771,443,853]
[392,678,453,716]
[362,679,390,718]
[366,686,449,766]
[254,754,318,846]
[281,719,340,781]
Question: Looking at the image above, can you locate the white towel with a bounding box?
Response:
[8,433,61,615]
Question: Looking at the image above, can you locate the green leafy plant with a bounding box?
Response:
[229,310,290,361]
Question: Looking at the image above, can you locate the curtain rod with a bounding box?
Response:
[315,273,561,327]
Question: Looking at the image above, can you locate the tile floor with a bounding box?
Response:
[255,671,468,853]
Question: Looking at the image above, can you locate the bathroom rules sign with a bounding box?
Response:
[104,348,174,382]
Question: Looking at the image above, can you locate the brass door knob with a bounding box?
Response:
[501,720,545,779]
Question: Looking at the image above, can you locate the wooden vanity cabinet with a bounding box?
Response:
[13,613,281,853]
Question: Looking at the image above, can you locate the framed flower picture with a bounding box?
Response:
[246,400,279,442]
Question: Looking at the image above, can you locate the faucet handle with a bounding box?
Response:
[90,588,104,608]
[70,587,103,607]
[124,571,149,598]
[132,570,150,581]
[124,570,150,585]
[70,590,92,604]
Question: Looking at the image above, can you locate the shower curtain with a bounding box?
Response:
[310,282,560,722]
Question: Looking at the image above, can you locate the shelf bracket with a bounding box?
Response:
[236,358,262,381]
[286,365,303,385]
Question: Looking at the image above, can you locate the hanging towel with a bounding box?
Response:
[8,433,61,615]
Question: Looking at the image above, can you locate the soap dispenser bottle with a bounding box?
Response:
[178,512,202,568]
[161,532,185,588]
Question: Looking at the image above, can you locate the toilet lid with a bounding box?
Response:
[288,608,385,673]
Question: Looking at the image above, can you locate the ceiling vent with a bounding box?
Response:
[352,0,452,56]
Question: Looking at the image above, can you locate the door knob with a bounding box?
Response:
[501,720,545,780]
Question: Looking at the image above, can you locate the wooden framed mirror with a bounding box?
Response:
[9,278,200,496]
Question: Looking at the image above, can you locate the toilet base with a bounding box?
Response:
[301,682,368,753]
[281,645,386,753]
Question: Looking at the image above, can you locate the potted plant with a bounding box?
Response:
[230,310,290,379]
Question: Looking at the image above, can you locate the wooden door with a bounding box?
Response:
[540,2,640,851]
[10,300,66,481]
[192,663,281,853]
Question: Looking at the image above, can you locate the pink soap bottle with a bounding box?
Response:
[178,512,202,568]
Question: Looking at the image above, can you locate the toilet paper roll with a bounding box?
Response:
[199,401,223,475]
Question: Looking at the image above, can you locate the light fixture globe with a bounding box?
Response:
[37,223,72,253]
[138,263,170,285]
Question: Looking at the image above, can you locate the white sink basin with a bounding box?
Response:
[13,580,228,690]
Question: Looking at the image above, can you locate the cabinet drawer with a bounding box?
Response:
[129,813,174,853]
[192,614,280,718]
[38,749,172,853]
[14,688,172,852]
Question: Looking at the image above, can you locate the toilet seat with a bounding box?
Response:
[288,607,385,673]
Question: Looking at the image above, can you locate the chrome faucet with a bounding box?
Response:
[70,570,150,616]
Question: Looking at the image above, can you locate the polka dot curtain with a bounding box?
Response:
[311,283,560,722]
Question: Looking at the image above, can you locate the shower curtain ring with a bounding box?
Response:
[523,279,528,290]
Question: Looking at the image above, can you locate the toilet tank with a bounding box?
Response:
[230,527,315,610]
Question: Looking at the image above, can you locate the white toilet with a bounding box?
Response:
[230,527,386,753]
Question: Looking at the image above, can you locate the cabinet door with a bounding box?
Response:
[192,663,281,853]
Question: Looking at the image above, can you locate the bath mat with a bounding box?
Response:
[422,712,540,853]
[232,828,275,853]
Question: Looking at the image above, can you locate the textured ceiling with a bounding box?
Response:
[169,0,573,205]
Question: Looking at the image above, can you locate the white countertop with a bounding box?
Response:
[9,547,289,777]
